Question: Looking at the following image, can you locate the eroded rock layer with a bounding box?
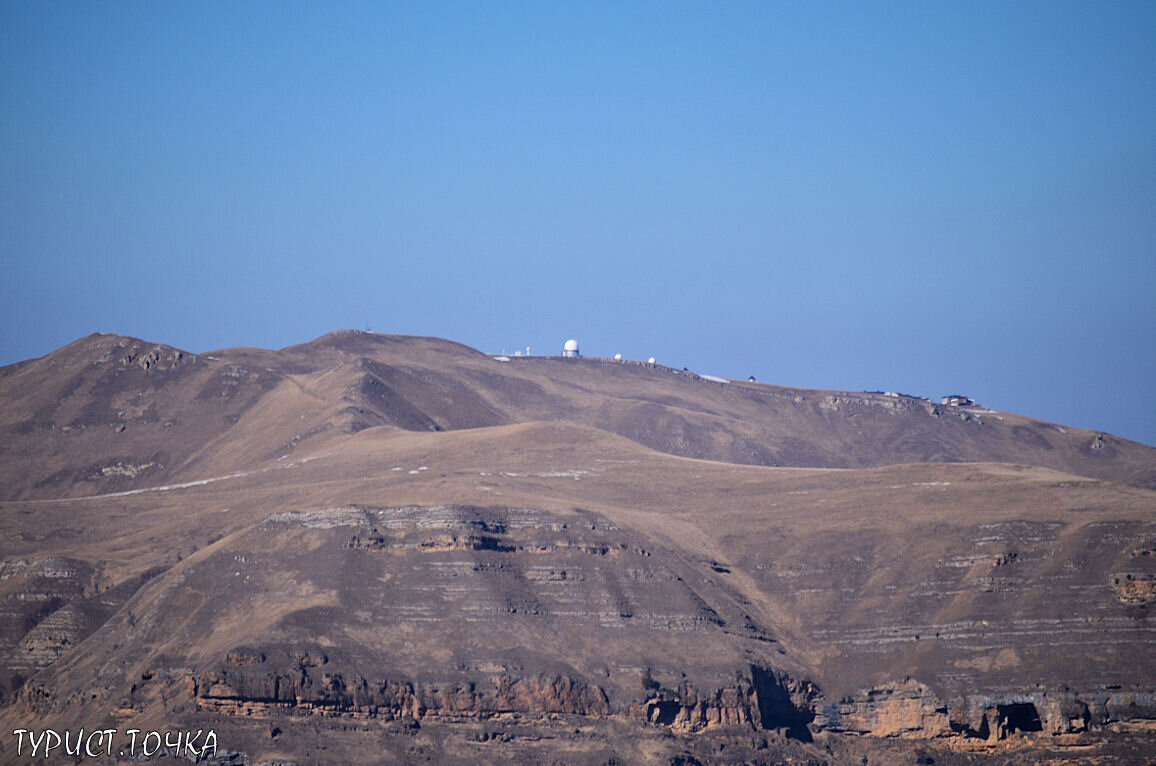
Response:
[7,501,1154,764]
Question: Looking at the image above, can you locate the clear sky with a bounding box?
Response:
[2,1,1154,446]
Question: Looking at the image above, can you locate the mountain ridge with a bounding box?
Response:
[1,329,1152,503]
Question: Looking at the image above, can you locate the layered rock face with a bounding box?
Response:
[170,504,812,729]
[815,681,954,738]
[816,682,1156,746]
[628,665,818,738]
[196,660,611,720]
[0,558,157,698]
[13,501,1153,763]
[738,516,1155,698]
[168,505,1153,749]
[0,558,95,686]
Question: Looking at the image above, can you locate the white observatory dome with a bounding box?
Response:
[562,339,580,357]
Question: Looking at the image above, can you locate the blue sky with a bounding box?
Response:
[2,1,1154,446]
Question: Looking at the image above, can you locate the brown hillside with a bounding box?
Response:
[1,330,1152,501]
[1,331,1153,765]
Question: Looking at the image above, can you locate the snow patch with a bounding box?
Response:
[100,461,156,478]
[533,469,590,479]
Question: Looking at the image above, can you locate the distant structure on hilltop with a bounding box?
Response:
[562,339,580,358]
[942,395,975,407]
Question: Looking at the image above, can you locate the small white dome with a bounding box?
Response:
[563,339,579,351]
[648,356,656,364]
[613,353,622,360]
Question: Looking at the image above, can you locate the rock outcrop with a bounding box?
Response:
[194,656,611,721]
[629,665,818,738]
[815,680,952,738]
